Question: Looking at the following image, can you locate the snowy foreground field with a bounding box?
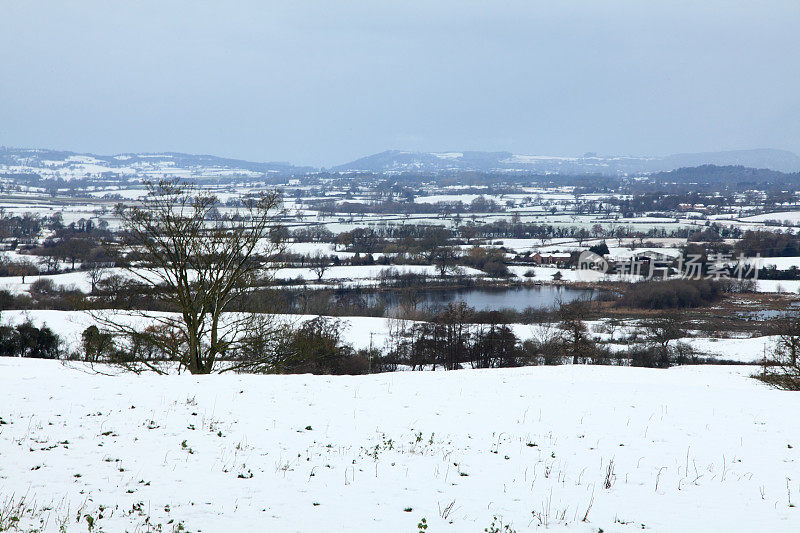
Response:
[1,360,799,532]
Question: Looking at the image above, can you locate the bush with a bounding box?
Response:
[617,279,722,309]
[0,258,39,278]
[483,260,509,278]
[0,320,61,359]
[81,325,116,362]
[756,317,800,390]
[463,247,509,277]
[628,345,668,368]
[0,290,17,310]
[589,242,610,256]
[29,278,57,296]
[270,317,369,375]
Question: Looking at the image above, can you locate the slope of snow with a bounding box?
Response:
[751,257,800,269]
[1,360,798,531]
[274,264,484,281]
[741,211,800,223]
[757,280,800,293]
[681,336,773,362]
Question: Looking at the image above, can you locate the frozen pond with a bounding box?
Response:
[371,285,599,312]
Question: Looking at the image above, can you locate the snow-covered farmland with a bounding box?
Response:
[1,360,798,532]
[741,211,800,223]
[756,280,800,294]
[273,264,485,282]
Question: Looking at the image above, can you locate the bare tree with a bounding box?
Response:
[615,226,627,246]
[37,249,61,274]
[434,246,459,277]
[759,315,800,389]
[87,262,107,295]
[641,311,687,368]
[310,251,330,281]
[574,228,590,246]
[85,247,114,295]
[556,299,596,364]
[92,180,285,374]
[419,227,451,263]
[7,260,38,284]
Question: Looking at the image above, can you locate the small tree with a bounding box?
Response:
[86,247,114,294]
[258,317,368,375]
[557,299,595,364]
[642,312,686,368]
[759,315,800,389]
[92,180,284,374]
[81,325,115,362]
[434,246,459,277]
[7,260,38,284]
[87,263,107,295]
[310,251,330,281]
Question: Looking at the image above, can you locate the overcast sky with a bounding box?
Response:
[1,1,799,166]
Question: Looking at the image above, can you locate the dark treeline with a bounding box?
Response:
[7,300,733,373]
[617,279,725,310]
[734,230,800,257]
[296,165,800,194]
[0,320,61,359]
[379,301,728,371]
[289,220,751,255]
[309,195,504,215]
[647,165,800,191]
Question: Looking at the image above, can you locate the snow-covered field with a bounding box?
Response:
[274,264,485,282]
[0,264,487,296]
[0,310,396,355]
[1,360,798,532]
[741,211,800,223]
[757,280,800,294]
[1,266,796,296]
[1,310,771,365]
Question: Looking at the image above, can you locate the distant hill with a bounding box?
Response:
[334,149,800,175]
[0,147,313,181]
[3,146,799,182]
[659,150,800,173]
[649,165,800,186]
[331,150,515,173]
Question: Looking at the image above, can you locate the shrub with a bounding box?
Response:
[464,247,509,277]
[0,258,39,278]
[29,278,57,297]
[0,320,61,359]
[617,279,722,309]
[589,242,610,256]
[81,325,116,363]
[756,316,800,390]
[269,317,369,375]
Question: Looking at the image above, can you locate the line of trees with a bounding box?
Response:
[382,301,696,370]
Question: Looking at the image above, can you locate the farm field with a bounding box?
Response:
[2,359,798,532]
